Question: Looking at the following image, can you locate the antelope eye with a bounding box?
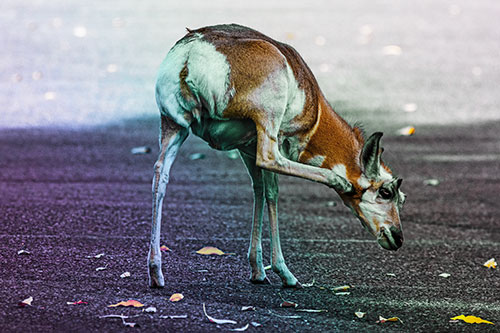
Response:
[378,188,393,200]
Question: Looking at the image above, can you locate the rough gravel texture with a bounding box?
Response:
[1,119,499,332]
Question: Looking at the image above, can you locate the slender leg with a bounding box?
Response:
[252,123,351,192]
[149,116,189,288]
[239,151,268,283]
[263,170,301,287]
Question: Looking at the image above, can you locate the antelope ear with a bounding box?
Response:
[396,178,403,190]
[362,132,383,179]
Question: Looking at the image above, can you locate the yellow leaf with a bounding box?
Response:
[377,316,402,323]
[451,315,494,325]
[108,300,144,308]
[169,293,184,302]
[160,245,171,252]
[196,246,225,255]
[483,258,497,269]
[397,126,415,136]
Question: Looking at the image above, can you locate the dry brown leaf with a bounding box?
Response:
[280,301,298,308]
[160,245,171,252]
[108,300,144,308]
[333,285,350,291]
[18,296,33,307]
[355,311,366,318]
[450,315,494,325]
[377,316,402,323]
[241,306,256,311]
[397,126,415,136]
[169,293,184,302]
[483,258,497,269]
[66,300,87,305]
[120,271,131,278]
[196,246,226,255]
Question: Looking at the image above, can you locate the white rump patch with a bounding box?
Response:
[155,34,233,126]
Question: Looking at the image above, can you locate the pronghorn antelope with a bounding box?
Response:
[149,24,405,288]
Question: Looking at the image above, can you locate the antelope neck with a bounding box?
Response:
[299,97,364,183]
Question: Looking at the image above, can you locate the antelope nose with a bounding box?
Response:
[389,226,404,249]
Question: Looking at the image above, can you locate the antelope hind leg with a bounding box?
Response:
[149,116,189,288]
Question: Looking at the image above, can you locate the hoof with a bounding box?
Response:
[283,281,302,289]
[250,276,271,285]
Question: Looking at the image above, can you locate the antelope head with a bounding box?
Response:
[339,132,406,251]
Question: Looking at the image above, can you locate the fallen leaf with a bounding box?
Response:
[397,126,415,136]
[189,153,205,160]
[333,285,350,292]
[264,265,271,270]
[280,301,298,308]
[144,306,157,313]
[196,246,233,255]
[160,245,171,252]
[450,315,494,325]
[334,292,351,296]
[86,253,105,259]
[17,249,31,255]
[202,303,237,324]
[131,146,151,155]
[241,306,256,311]
[95,266,107,271]
[423,179,440,186]
[439,273,451,278]
[377,316,402,323]
[251,321,262,327]
[296,309,328,313]
[159,314,188,319]
[108,300,144,308]
[302,279,315,287]
[229,324,249,331]
[18,296,33,307]
[483,258,497,269]
[386,273,396,277]
[355,311,366,318]
[169,293,184,302]
[66,300,88,305]
[120,271,131,278]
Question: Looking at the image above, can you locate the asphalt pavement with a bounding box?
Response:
[1,0,500,332]
[0,119,499,332]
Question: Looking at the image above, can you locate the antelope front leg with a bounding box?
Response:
[240,151,267,283]
[263,171,300,288]
[254,124,351,192]
[149,116,189,288]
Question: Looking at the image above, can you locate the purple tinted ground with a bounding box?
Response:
[0,118,499,332]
